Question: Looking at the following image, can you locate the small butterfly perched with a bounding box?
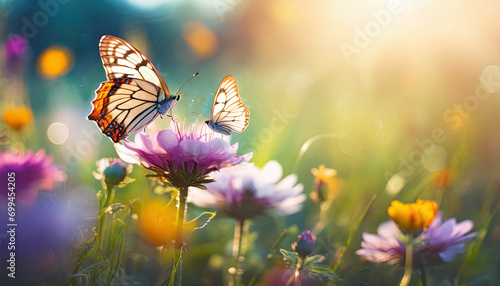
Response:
[88,35,182,143]
[205,75,250,135]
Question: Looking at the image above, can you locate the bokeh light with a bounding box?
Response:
[47,122,69,145]
[182,21,218,59]
[36,46,74,79]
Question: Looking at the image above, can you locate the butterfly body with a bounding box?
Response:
[88,35,180,143]
[158,95,180,116]
[205,120,232,136]
[205,75,250,135]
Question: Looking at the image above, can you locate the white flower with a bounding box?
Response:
[188,160,305,220]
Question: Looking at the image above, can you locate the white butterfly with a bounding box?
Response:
[88,35,180,143]
[205,75,250,135]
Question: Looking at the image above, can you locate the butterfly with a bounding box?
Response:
[205,75,250,135]
[88,35,181,143]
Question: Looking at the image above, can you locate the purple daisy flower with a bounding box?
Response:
[0,150,66,204]
[355,220,406,265]
[115,119,251,188]
[356,212,476,265]
[188,161,305,220]
[419,212,477,263]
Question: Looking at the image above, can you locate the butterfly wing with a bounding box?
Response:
[208,75,250,135]
[98,35,170,96]
[88,78,165,143]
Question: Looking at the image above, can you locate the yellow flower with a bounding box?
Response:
[139,199,194,246]
[2,106,33,131]
[388,200,438,232]
[311,164,337,184]
[310,164,340,204]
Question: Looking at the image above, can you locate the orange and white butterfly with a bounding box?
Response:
[88,35,181,143]
[205,75,249,135]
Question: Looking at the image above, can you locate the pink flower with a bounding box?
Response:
[188,161,305,220]
[0,150,66,204]
[115,120,251,188]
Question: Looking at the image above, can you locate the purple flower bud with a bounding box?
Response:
[292,230,316,258]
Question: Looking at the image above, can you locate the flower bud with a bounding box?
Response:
[291,230,316,258]
[310,165,339,204]
[94,158,132,187]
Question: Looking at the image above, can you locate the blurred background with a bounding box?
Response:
[2,0,500,284]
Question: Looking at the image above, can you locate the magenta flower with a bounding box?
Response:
[115,120,251,188]
[4,34,28,66]
[356,212,476,265]
[0,150,66,204]
[188,161,305,220]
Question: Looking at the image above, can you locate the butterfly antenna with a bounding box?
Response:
[176,72,199,95]
[191,112,207,120]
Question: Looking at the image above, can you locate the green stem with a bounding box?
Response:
[332,194,376,271]
[174,187,188,286]
[400,240,413,286]
[106,208,123,286]
[96,187,115,259]
[419,261,427,286]
[229,219,245,286]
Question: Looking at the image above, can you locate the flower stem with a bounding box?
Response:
[294,257,303,286]
[229,219,245,286]
[400,240,413,286]
[174,187,188,286]
[95,186,114,261]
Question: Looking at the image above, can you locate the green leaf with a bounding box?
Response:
[70,261,108,277]
[307,265,342,283]
[304,254,325,267]
[117,176,135,188]
[105,203,127,214]
[280,249,298,265]
[185,212,216,235]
